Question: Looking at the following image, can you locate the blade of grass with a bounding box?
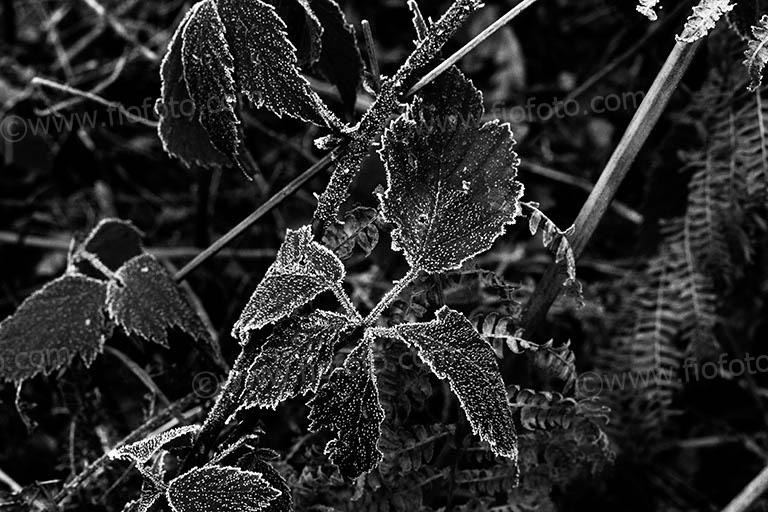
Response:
[521,39,703,336]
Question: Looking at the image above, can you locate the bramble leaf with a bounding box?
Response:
[74,218,144,278]
[218,0,340,128]
[156,6,230,169]
[239,452,294,512]
[268,0,323,66]
[745,15,768,91]
[395,306,518,460]
[181,0,242,162]
[308,339,385,479]
[109,425,201,464]
[379,68,524,273]
[106,254,211,347]
[166,465,280,512]
[240,310,349,410]
[122,481,163,512]
[232,225,345,342]
[310,0,364,113]
[0,274,109,382]
[677,0,735,43]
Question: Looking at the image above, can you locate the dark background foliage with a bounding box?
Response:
[1,0,767,510]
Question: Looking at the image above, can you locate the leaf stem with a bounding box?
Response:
[77,250,118,281]
[332,282,362,322]
[364,268,420,326]
[520,39,703,336]
[407,0,540,96]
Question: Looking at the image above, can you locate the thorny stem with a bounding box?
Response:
[364,268,420,327]
[312,0,484,231]
[182,341,260,471]
[407,0,540,96]
[521,39,703,336]
[176,0,536,279]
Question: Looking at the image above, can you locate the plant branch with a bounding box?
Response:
[520,39,703,336]
[364,268,420,326]
[31,77,157,128]
[173,149,340,282]
[407,0,540,96]
[312,0,484,231]
[722,464,768,512]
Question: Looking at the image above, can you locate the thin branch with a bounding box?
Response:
[0,232,276,260]
[0,467,21,492]
[104,346,172,408]
[361,20,381,93]
[31,77,157,128]
[407,0,540,96]
[722,464,768,512]
[521,39,703,335]
[173,149,340,281]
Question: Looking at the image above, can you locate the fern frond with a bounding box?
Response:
[744,15,768,91]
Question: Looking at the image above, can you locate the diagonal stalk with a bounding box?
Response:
[521,39,703,336]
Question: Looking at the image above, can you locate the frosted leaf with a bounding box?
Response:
[166,465,280,512]
[238,452,294,512]
[395,307,518,460]
[181,0,242,162]
[310,0,364,113]
[0,274,109,382]
[677,0,735,43]
[267,0,323,66]
[378,68,524,273]
[322,206,381,260]
[218,0,340,128]
[74,218,144,278]
[240,310,349,410]
[232,225,345,343]
[636,0,661,21]
[156,5,230,169]
[745,15,768,91]
[307,339,385,479]
[107,254,211,347]
[122,481,162,512]
[109,425,201,464]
